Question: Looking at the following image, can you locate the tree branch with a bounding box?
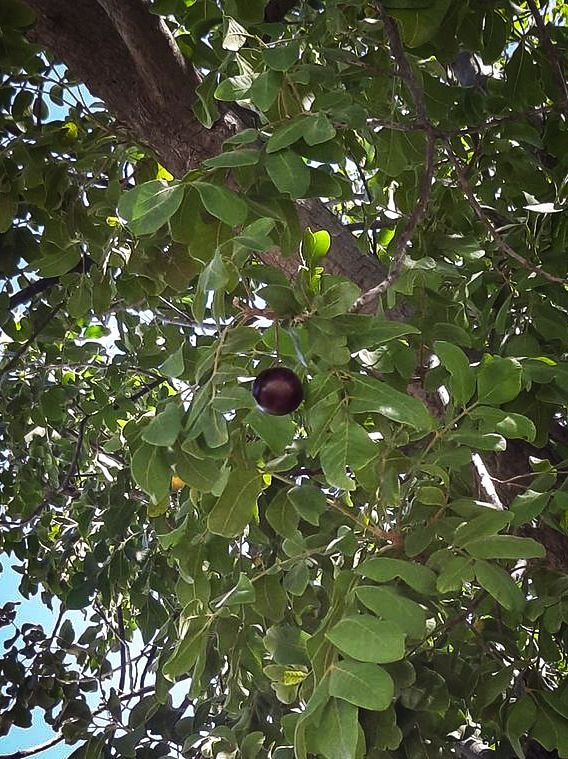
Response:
[353,134,436,311]
[375,2,429,124]
[525,0,568,115]
[0,302,63,380]
[447,148,567,286]
[0,687,157,759]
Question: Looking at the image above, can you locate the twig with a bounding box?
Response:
[116,605,128,693]
[447,148,567,286]
[525,0,568,115]
[375,2,429,124]
[0,734,66,759]
[0,302,63,380]
[128,377,164,402]
[353,134,436,311]
[0,414,90,529]
[0,686,157,759]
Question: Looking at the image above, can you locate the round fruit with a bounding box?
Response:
[252,367,303,416]
[170,475,186,492]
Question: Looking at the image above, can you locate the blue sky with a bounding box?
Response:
[0,560,75,758]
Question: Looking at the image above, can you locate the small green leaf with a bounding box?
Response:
[465,535,546,560]
[264,41,300,71]
[193,182,248,226]
[330,660,394,711]
[434,340,475,406]
[287,484,327,526]
[142,403,184,447]
[203,148,261,168]
[247,407,295,454]
[160,344,185,378]
[474,560,524,612]
[355,558,437,595]
[326,615,406,663]
[477,355,522,406]
[355,586,426,640]
[248,70,282,110]
[35,246,81,277]
[506,696,537,759]
[313,698,358,759]
[320,420,377,491]
[349,376,433,431]
[215,572,256,607]
[207,468,263,537]
[453,510,512,548]
[265,150,310,198]
[267,117,309,153]
[131,443,171,503]
[118,180,185,236]
[304,113,336,146]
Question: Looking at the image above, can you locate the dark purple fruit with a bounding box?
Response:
[252,367,303,416]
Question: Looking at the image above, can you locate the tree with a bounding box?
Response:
[1,0,568,757]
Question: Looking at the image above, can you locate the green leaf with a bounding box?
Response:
[131,443,171,503]
[203,148,261,168]
[477,355,522,406]
[391,0,452,47]
[507,696,537,759]
[355,558,437,595]
[265,150,311,198]
[246,408,295,454]
[355,586,426,640]
[254,573,287,621]
[474,560,524,612]
[287,484,327,526]
[35,246,81,277]
[470,406,536,442]
[453,510,512,548]
[329,660,394,711]
[265,490,300,539]
[349,376,433,431]
[162,616,210,680]
[215,572,256,607]
[193,182,248,226]
[207,468,263,537]
[465,535,546,560]
[267,117,309,153]
[434,341,475,406]
[302,228,331,265]
[160,344,185,378]
[118,180,185,236]
[248,70,282,110]
[175,448,229,494]
[510,489,550,527]
[214,73,254,101]
[264,41,300,71]
[142,403,184,447]
[326,615,406,663]
[436,556,475,593]
[320,420,377,491]
[304,113,336,146]
[313,698,359,759]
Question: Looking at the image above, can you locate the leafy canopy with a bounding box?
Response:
[1,1,568,759]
